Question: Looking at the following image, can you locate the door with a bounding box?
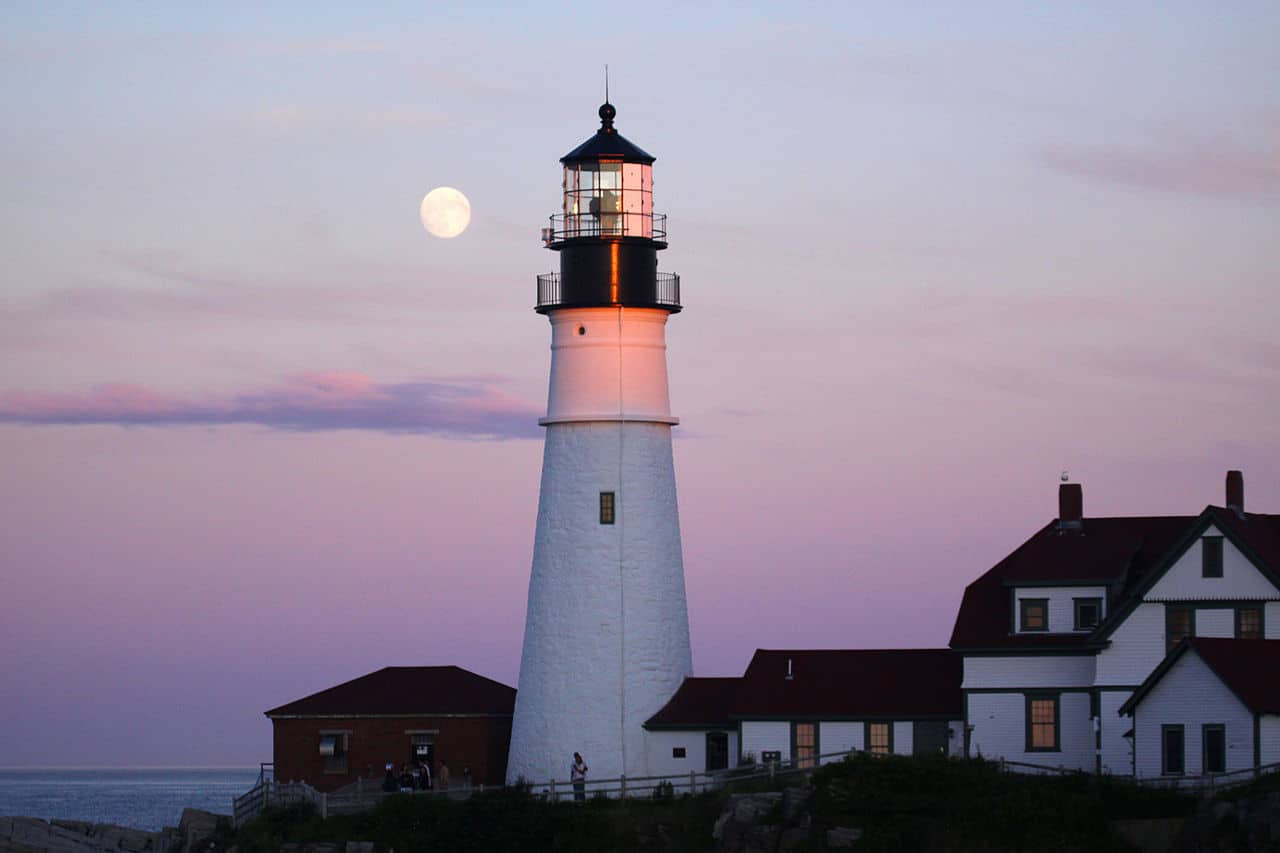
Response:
[706,731,729,771]
[913,721,949,756]
[411,735,435,786]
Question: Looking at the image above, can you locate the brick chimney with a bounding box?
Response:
[1058,483,1083,531]
[1226,470,1244,515]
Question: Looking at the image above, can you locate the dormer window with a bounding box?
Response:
[1073,598,1102,631]
[1020,599,1048,632]
[1202,536,1223,578]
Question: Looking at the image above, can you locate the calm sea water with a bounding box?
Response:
[0,768,259,832]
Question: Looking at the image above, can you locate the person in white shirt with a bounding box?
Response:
[570,752,588,802]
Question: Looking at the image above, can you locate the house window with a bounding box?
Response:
[672,747,686,759]
[599,491,615,524]
[1202,725,1226,774]
[1236,607,1262,640]
[1020,599,1049,632]
[1161,725,1185,775]
[319,732,349,774]
[1166,607,1194,652]
[1073,597,1102,631]
[865,722,892,755]
[792,722,818,768]
[1202,537,1223,578]
[1026,694,1059,752]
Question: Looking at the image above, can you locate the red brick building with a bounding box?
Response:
[265,666,515,792]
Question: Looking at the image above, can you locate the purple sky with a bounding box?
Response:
[2,3,1278,767]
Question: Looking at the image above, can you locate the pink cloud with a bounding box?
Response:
[1040,134,1280,201]
[0,373,541,439]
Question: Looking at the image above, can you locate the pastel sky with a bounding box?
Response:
[2,2,1277,767]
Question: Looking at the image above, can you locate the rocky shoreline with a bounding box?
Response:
[0,808,225,853]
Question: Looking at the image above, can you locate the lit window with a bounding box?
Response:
[1026,695,1059,751]
[1162,725,1184,775]
[1202,537,1223,578]
[1020,599,1048,632]
[1073,598,1102,631]
[1236,608,1262,640]
[599,491,615,525]
[866,722,892,756]
[793,722,817,768]
[1166,607,1194,652]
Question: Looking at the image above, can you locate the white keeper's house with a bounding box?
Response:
[949,471,1280,776]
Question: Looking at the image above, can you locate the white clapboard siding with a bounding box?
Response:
[740,721,790,763]
[1013,587,1107,634]
[894,722,914,755]
[642,729,738,779]
[1096,602,1166,686]
[1268,603,1280,639]
[963,655,1095,689]
[1196,608,1235,638]
[1132,651,1254,777]
[1146,526,1279,601]
[967,692,1092,770]
[819,722,862,756]
[1262,717,1280,766]
[948,720,964,757]
[1099,690,1135,775]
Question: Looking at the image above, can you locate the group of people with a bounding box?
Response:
[376,752,588,800]
[382,761,465,793]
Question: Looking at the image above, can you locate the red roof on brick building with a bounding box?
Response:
[264,666,516,718]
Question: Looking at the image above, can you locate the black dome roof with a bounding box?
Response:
[560,102,655,165]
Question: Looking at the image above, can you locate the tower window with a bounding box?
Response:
[599,491,615,524]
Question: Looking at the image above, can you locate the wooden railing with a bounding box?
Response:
[233,754,1280,825]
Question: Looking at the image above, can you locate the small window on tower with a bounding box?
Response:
[599,492,615,525]
[672,747,686,759]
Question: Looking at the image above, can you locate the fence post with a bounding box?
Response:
[769,761,776,782]
[321,791,328,820]
[621,774,627,798]
[690,770,697,794]
[549,779,556,801]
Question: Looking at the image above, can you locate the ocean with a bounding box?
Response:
[0,768,260,832]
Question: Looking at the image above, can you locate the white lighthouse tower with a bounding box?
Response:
[507,102,693,786]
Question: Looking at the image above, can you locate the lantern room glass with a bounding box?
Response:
[563,162,653,238]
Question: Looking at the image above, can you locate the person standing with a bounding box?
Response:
[570,752,588,802]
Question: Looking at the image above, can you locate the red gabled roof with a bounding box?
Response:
[949,515,1194,650]
[1210,508,1280,577]
[1120,638,1280,716]
[732,649,961,718]
[1189,638,1280,714]
[644,677,741,728]
[264,666,516,718]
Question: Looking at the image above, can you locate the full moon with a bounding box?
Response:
[420,186,471,239]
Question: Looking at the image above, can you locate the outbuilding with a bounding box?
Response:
[1118,637,1280,778]
[265,666,516,792]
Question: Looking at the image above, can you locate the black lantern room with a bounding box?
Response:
[536,103,680,313]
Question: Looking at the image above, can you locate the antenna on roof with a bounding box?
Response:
[604,64,609,103]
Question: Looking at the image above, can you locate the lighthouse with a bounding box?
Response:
[506,102,693,786]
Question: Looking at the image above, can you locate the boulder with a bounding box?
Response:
[825,826,863,848]
[712,792,782,842]
[780,787,809,823]
[777,826,810,851]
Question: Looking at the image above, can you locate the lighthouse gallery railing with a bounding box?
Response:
[536,271,679,311]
